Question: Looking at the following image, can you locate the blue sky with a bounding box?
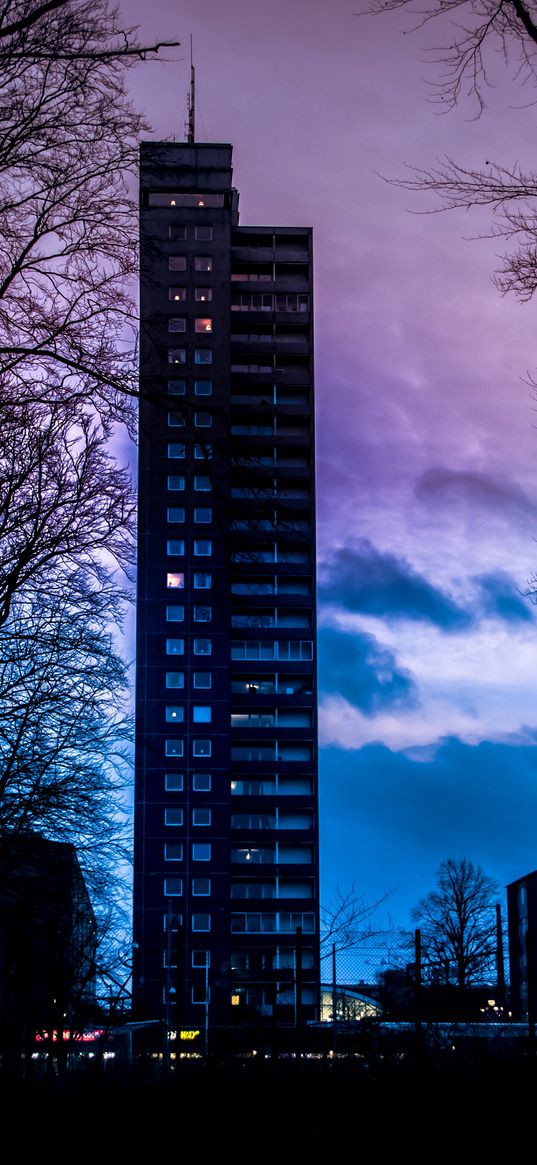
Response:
[123,0,537,936]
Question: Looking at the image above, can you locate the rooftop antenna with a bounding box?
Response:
[186,36,195,143]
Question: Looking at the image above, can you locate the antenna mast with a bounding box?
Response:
[186,36,195,143]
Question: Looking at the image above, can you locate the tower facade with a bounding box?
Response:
[133,142,319,1035]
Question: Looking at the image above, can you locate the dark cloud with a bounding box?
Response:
[415,467,537,520]
[320,540,470,630]
[319,738,537,930]
[318,626,418,714]
[474,571,534,623]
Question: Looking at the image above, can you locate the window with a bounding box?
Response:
[168,225,186,240]
[168,349,186,365]
[194,286,213,301]
[193,638,211,655]
[164,838,183,856]
[194,507,212,523]
[194,380,213,396]
[165,808,184,826]
[169,256,187,270]
[166,673,184,689]
[193,808,212,825]
[192,877,211,895]
[165,773,184,791]
[166,605,184,621]
[195,412,212,428]
[168,475,185,490]
[166,639,185,655]
[195,256,213,271]
[192,843,211,861]
[192,913,211,931]
[169,287,186,302]
[194,478,212,496]
[164,878,183,896]
[194,605,212,622]
[194,444,213,459]
[167,507,185,523]
[193,773,212,792]
[193,705,212,723]
[165,740,184,757]
[194,349,212,365]
[168,318,186,332]
[168,412,185,427]
[167,572,184,588]
[167,540,185,555]
[193,672,212,689]
[193,572,212,588]
[193,739,211,757]
[165,706,184,723]
[192,950,210,967]
[168,379,186,395]
[195,317,212,333]
[192,983,209,1003]
[195,225,213,241]
[194,540,212,556]
[168,443,186,459]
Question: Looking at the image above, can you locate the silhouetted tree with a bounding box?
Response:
[412,857,499,988]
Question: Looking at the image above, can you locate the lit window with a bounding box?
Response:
[166,606,184,622]
[193,672,212,689]
[194,540,212,556]
[167,508,185,523]
[164,838,183,855]
[192,843,211,861]
[166,706,184,723]
[166,673,184,689]
[192,810,209,829]
[168,475,185,490]
[193,774,212,792]
[192,913,211,931]
[166,639,185,655]
[169,318,186,332]
[195,412,212,428]
[195,257,213,272]
[167,572,184,588]
[168,443,186,459]
[164,878,183,896]
[195,226,213,241]
[193,706,212,723]
[193,638,211,655]
[194,287,213,301]
[195,318,212,333]
[168,412,185,427]
[194,381,213,396]
[193,739,211,757]
[194,475,212,491]
[194,350,212,365]
[194,507,212,523]
[165,808,184,825]
[168,349,186,364]
[165,740,184,757]
[192,950,210,967]
[194,605,212,622]
[169,257,187,271]
[167,540,185,555]
[164,773,182,792]
[194,444,213,459]
[193,572,212,589]
[168,380,186,396]
[192,877,211,895]
[169,287,186,302]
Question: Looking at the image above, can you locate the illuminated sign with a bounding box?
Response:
[168,1029,200,1042]
[35,1030,104,1043]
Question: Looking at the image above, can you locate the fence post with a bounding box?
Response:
[332,941,337,1055]
[414,927,423,1053]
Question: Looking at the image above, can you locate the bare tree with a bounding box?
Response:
[412,857,499,988]
[321,882,394,955]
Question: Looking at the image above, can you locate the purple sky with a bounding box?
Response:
[123,0,537,942]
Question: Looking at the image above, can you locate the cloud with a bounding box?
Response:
[319,540,470,630]
[415,468,537,521]
[474,571,534,623]
[318,626,418,715]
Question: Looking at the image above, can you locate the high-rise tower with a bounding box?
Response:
[133,141,319,1036]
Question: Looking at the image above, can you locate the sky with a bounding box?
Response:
[122,0,537,944]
